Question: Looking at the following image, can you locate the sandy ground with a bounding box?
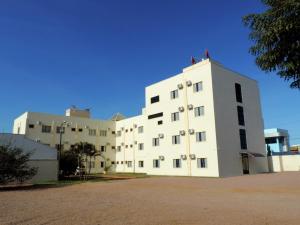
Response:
[0,172,300,225]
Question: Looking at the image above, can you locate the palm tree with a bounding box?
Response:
[71,142,96,175]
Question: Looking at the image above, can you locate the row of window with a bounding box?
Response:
[116,126,144,137]
[107,158,208,169]
[235,83,247,150]
[151,81,203,104]
[153,158,207,168]
[37,124,112,136]
[153,132,206,146]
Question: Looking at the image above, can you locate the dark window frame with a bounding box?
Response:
[151,96,160,104]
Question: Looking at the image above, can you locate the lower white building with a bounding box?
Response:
[13,59,268,177]
[0,133,58,182]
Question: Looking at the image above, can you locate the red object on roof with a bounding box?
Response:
[191,56,196,65]
[205,49,210,59]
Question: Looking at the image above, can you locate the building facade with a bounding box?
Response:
[13,59,268,177]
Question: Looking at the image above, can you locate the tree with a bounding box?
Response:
[0,145,37,184]
[243,0,300,88]
[60,150,79,176]
[70,142,97,175]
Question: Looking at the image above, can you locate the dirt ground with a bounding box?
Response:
[0,172,300,225]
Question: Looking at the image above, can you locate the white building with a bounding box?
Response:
[0,133,58,181]
[13,59,268,177]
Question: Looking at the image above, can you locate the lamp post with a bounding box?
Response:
[58,121,68,179]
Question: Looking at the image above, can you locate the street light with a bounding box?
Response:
[58,121,69,179]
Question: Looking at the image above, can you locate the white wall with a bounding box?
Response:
[268,155,300,172]
[211,61,268,177]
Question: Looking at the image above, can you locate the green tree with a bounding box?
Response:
[0,145,37,184]
[243,0,300,88]
[71,142,97,175]
[60,150,79,176]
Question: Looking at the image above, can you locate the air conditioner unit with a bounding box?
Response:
[134,124,137,128]
[181,155,187,160]
[106,142,110,146]
[36,121,42,125]
[186,80,192,86]
[180,130,186,136]
[85,125,89,129]
[178,106,185,112]
[121,142,125,146]
[107,128,111,131]
[189,129,195,135]
[121,127,124,131]
[158,133,164,139]
[189,154,196,160]
[35,138,40,143]
[177,83,184,89]
[188,104,194,110]
[64,141,69,144]
[159,156,165,161]
[134,141,138,145]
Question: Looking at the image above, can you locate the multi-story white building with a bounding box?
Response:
[13,59,268,177]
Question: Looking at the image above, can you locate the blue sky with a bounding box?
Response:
[0,0,299,144]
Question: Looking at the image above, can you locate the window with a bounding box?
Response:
[130,128,133,132]
[193,82,203,92]
[235,83,243,103]
[138,143,144,150]
[125,145,128,148]
[100,146,106,152]
[158,120,163,125]
[112,161,115,165]
[153,138,160,146]
[117,146,121,152]
[71,128,76,132]
[237,106,245,126]
[138,126,144,133]
[196,132,206,142]
[56,126,65,134]
[153,159,160,168]
[151,95,160,104]
[112,146,116,150]
[100,161,105,168]
[194,106,205,117]
[89,129,96,136]
[78,128,83,132]
[171,112,180,121]
[42,125,51,133]
[173,159,181,168]
[138,161,144,168]
[197,158,207,168]
[148,112,163,120]
[117,131,121,137]
[172,135,180,144]
[17,127,20,134]
[28,124,34,129]
[170,89,179,99]
[121,161,124,164]
[125,129,128,133]
[127,161,132,167]
[100,130,107,136]
[112,131,116,135]
[239,129,247,149]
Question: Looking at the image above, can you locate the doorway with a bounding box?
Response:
[242,155,249,174]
